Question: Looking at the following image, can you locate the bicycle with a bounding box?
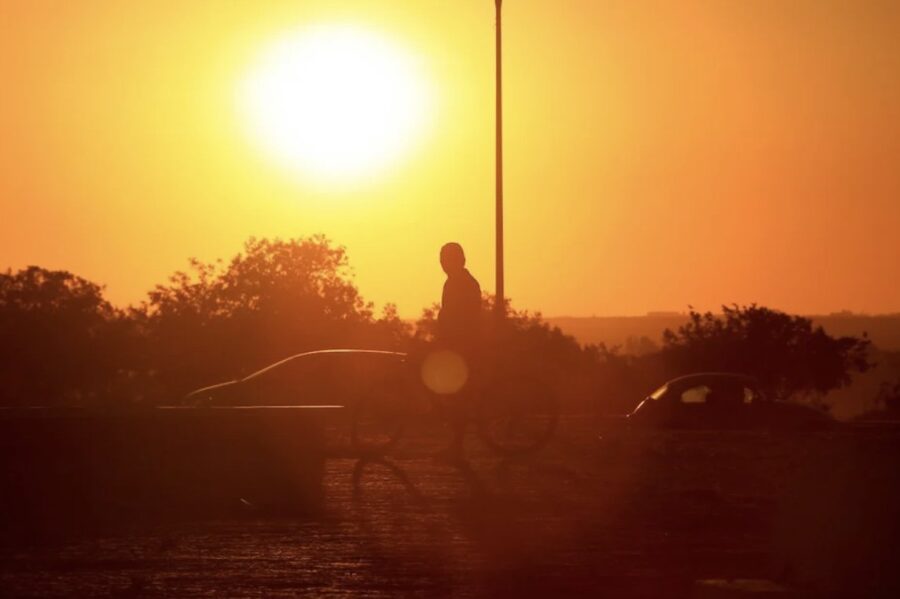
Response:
[350,348,560,458]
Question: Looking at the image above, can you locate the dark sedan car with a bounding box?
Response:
[627,372,835,430]
[184,349,411,407]
[183,349,416,454]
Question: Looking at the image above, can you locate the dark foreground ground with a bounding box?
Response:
[2,416,899,598]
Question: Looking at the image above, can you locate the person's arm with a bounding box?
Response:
[438,279,451,332]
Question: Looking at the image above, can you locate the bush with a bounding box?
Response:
[659,304,872,401]
[138,236,410,398]
[876,380,900,413]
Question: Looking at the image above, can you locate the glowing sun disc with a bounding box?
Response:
[239,24,432,182]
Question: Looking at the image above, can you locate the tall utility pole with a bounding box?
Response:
[494,0,505,319]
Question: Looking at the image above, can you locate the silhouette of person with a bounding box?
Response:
[438,242,482,352]
[436,242,482,460]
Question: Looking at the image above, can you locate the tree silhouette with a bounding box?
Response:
[0,267,127,405]
[139,236,409,397]
[660,304,872,401]
[1,247,877,414]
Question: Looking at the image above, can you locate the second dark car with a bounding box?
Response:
[627,372,835,430]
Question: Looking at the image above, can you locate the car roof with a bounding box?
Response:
[663,372,759,391]
[242,349,408,382]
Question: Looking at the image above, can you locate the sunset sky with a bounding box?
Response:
[2,0,898,317]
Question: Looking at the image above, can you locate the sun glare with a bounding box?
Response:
[239,24,432,183]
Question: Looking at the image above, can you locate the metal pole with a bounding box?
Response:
[494,0,505,319]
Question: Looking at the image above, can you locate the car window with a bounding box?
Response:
[246,354,317,383]
[248,354,328,405]
[337,354,407,399]
[649,385,668,400]
[252,353,405,406]
[743,386,756,403]
[680,385,711,404]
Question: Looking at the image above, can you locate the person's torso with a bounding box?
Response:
[439,269,482,346]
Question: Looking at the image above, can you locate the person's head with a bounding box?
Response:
[440,242,466,275]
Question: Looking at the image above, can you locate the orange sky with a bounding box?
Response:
[2,1,899,317]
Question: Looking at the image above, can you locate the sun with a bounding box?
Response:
[239,24,432,183]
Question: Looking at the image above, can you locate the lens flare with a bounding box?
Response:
[420,350,469,395]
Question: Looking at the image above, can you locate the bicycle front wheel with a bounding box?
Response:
[476,378,559,456]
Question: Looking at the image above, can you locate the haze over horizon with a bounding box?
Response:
[3,1,899,318]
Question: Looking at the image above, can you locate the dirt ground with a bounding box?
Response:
[1,416,899,598]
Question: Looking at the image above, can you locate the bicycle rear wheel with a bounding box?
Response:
[476,377,559,456]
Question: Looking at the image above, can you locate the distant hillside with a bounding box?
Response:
[548,312,900,352]
[547,313,688,353]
